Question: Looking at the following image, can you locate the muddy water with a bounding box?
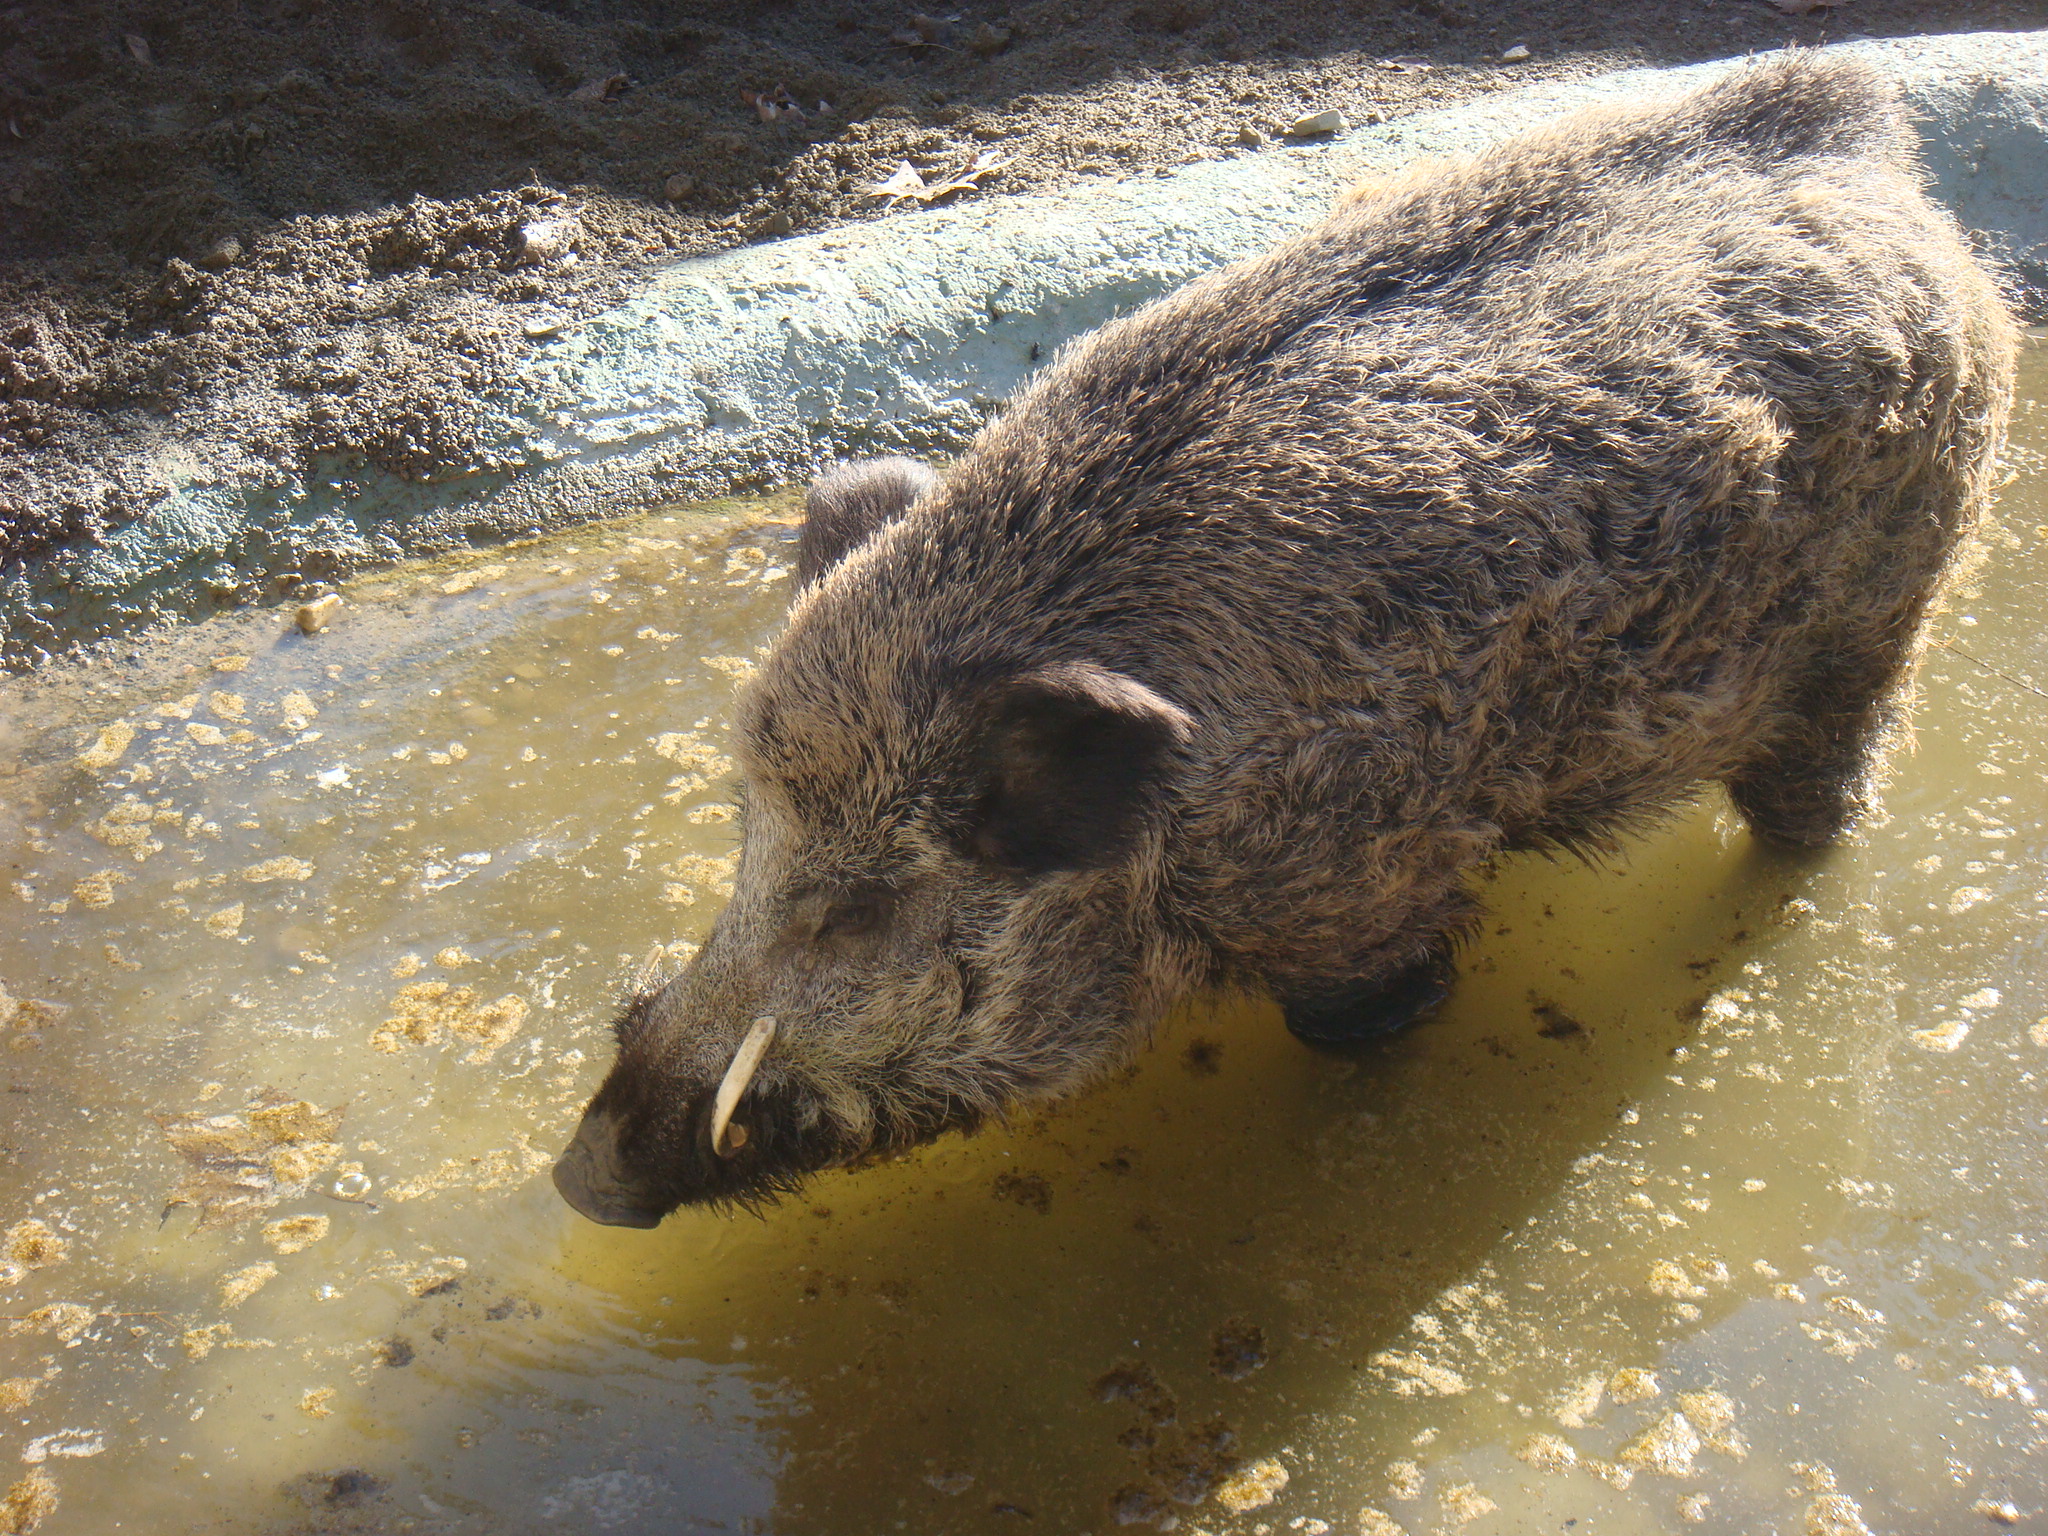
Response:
[4,344,2047,1536]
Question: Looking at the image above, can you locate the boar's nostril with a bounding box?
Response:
[551,1126,663,1229]
[710,1015,778,1158]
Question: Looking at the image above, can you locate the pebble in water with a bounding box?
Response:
[296,592,343,633]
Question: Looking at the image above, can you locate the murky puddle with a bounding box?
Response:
[3,341,2047,1536]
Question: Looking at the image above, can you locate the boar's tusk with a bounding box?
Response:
[711,1015,777,1158]
[630,944,669,997]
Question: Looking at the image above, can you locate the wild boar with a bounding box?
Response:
[553,53,2017,1225]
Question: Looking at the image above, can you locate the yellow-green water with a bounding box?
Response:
[2,345,2046,1536]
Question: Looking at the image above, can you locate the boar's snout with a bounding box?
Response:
[555,1088,779,1226]
[554,1014,861,1224]
[553,1108,665,1229]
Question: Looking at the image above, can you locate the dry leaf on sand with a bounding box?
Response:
[866,150,1011,204]
[569,73,628,103]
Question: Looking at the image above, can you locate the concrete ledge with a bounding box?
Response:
[8,32,2046,662]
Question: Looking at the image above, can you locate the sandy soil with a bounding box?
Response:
[1,0,2037,571]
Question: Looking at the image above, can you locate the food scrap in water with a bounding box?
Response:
[7,1305,93,1342]
[156,1095,346,1230]
[1676,1390,1746,1458]
[75,723,135,772]
[1607,1367,1661,1403]
[243,857,314,883]
[0,1469,58,1535]
[1516,1433,1578,1473]
[220,1262,278,1307]
[1212,1456,1288,1512]
[1618,1412,1701,1477]
[371,982,527,1062]
[1371,1350,1469,1397]
[2,1220,68,1273]
[1441,1483,1499,1524]
[263,1215,330,1254]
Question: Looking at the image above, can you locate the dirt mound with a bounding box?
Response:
[0,0,2012,587]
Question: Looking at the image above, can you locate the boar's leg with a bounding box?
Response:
[796,456,940,588]
[1279,945,1458,1053]
[1725,626,1920,848]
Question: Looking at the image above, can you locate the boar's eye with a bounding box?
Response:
[814,889,892,943]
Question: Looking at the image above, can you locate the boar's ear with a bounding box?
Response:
[797,456,940,588]
[966,662,1194,876]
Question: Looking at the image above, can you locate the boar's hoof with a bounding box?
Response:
[1281,953,1456,1053]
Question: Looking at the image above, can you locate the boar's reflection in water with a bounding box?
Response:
[552,54,2017,1227]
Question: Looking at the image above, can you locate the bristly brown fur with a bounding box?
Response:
[557,53,2019,1221]
[796,456,942,589]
